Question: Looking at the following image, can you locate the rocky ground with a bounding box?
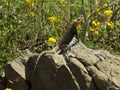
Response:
[0,40,120,90]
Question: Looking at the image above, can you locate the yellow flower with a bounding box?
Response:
[90,28,95,32]
[105,21,114,28]
[96,21,101,26]
[92,21,97,26]
[62,0,65,3]
[26,0,31,3]
[26,0,35,7]
[90,28,99,35]
[48,37,56,44]
[92,21,101,26]
[30,12,35,16]
[48,16,57,22]
[104,10,113,16]
[103,3,108,7]
[4,88,12,90]
[94,31,99,35]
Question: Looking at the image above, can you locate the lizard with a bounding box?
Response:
[57,17,84,54]
[33,17,84,72]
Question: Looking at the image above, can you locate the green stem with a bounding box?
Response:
[81,0,89,42]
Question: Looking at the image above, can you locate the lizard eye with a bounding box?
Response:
[77,19,82,23]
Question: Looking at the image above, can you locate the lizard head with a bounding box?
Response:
[73,16,84,26]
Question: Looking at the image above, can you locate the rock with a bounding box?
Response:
[0,49,33,90]
[0,40,120,90]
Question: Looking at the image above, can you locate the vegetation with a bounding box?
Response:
[0,0,120,70]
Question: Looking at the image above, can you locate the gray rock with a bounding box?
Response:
[0,41,120,90]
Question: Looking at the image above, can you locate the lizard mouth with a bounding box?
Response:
[77,17,84,23]
[74,17,84,26]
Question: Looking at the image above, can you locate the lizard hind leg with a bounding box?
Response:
[58,46,71,55]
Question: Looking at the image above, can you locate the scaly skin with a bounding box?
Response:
[58,17,84,54]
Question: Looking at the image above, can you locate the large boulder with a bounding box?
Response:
[0,40,120,90]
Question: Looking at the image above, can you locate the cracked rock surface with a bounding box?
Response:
[0,40,120,90]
